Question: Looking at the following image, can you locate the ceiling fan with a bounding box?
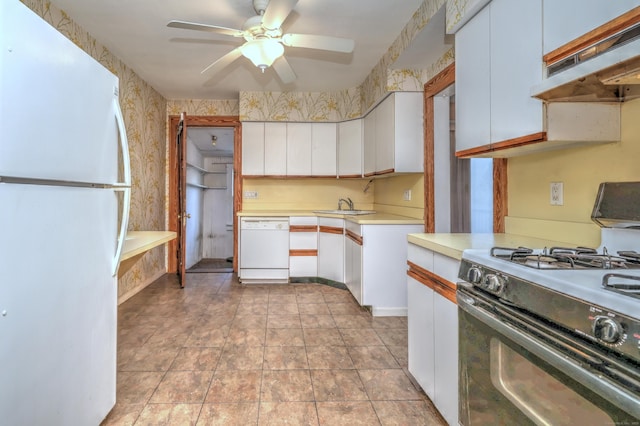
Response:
[167,0,355,84]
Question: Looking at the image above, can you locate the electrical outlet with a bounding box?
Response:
[244,190,258,199]
[550,182,563,206]
[403,189,412,201]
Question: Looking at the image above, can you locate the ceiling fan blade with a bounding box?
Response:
[282,33,355,53]
[272,56,297,84]
[201,47,243,76]
[167,20,244,37]
[261,0,298,30]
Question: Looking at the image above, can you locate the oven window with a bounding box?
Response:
[489,338,613,426]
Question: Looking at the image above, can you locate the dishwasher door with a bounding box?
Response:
[239,218,290,283]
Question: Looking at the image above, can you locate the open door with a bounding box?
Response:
[176,112,188,287]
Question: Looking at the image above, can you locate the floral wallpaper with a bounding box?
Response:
[21,0,168,302]
[446,0,491,34]
[167,99,239,116]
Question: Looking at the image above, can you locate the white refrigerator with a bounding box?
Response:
[0,1,131,424]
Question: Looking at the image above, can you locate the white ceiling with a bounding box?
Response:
[48,0,428,99]
[188,127,235,157]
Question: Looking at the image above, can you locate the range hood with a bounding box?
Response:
[532,22,640,102]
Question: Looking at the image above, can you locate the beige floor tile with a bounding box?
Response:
[297,303,331,315]
[197,403,259,425]
[260,370,314,402]
[100,402,144,426]
[296,293,325,304]
[226,328,267,346]
[322,292,356,303]
[300,314,336,328]
[372,400,446,426]
[327,302,366,315]
[205,370,262,403]
[358,369,423,401]
[119,345,181,372]
[169,347,222,371]
[339,329,384,346]
[348,346,399,369]
[258,402,318,425]
[268,293,298,304]
[306,346,354,370]
[149,370,213,403]
[267,314,302,329]
[231,314,267,329]
[332,314,373,329]
[371,316,408,329]
[311,369,368,401]
[185,325,230,347]
[375,328,408,347]
[116,371,165,404]
[134,403,201,425]
[217,346,264,370]
[263,346,309,370]
[316,401,380,426]
[303,329,345,346]
[265,328,305,346]
[268,303,299,315]
[387,345,409,368]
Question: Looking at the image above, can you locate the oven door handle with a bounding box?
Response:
[458,293,640,418]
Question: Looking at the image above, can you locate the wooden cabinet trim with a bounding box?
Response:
[319,225,344,235]
[290,225,318,233]
[544,6,640,65]
[290,249,318,257]
[338,174,364,179]
[407,261,457,304]
[455,132,546,158]
[374,168,395,176]
[345,229,363,245]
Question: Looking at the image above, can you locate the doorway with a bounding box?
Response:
[168,115,242,283]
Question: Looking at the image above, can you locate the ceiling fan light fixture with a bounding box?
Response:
[241,38,284,71]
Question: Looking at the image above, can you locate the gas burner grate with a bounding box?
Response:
[602,273,640,299]
[490,246,640,270]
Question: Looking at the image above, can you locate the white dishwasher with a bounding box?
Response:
[239,217,290,284]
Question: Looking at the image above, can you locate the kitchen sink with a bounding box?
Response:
[313,210,376,215]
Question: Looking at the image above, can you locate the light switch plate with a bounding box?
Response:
[403,189,412,201]
[244,190,258,199]
[550,182,563,205]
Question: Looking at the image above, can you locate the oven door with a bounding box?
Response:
[458,288,640,426]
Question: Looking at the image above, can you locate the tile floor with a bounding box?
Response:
[102,272,447,425]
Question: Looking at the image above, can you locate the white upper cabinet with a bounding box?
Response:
[286,123,312,176]
[543,1,640,54]
[489,0,543,143]
[264,122,287,175]
[337,119,363,178]
[311,123,337,177]
[241,122,264,176]
[363,111,377,176]
[363,92,423,175]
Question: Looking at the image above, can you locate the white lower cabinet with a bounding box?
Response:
[289,216,318,277]
[407,243,459,426]
[346,222,423,315]
[317,217,344,283]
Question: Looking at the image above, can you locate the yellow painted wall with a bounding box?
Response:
[242,173,425,219]
[506,98,640,246]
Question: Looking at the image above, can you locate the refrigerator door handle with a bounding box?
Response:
[112,95,131,276]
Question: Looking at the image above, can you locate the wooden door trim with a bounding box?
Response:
[168,115,242,273]
[422,62,507,234]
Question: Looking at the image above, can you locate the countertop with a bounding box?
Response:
[238,210,423,225]
[407,233,577,260]
[119,231,177,277]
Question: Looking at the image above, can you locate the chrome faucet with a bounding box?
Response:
[338,197,354,211]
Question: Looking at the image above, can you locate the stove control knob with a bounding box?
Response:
[592,316,622,344]
[484,274,504,293]
[467,267,483,284]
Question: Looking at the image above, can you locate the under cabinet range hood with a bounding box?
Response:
[533,17,640,102]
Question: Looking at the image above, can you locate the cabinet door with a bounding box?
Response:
[375,95,395,173]
[490,0,543,143]
[264,123,287,175]
[286,123,312,176]
[543,0,640,54]
[241,122,264,175]
[393,92,424,173]
[311,123,337,176]
[363,110,376,176]
[318,229,344,283]
[337,120,363,177]
[407,277,435,400]
[455,4,491,153]
[344,235,362,304]
[433,292,459,426]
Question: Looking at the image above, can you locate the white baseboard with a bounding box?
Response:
[117,270,166,305]
[371,307,408,317]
